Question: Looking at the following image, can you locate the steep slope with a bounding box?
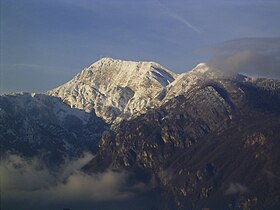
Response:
[48,57,177,123]
[2,58,280,209]
[162,63,246,103]
[84,66,280,209]
[0,93,107,164]
[161,114,280,210]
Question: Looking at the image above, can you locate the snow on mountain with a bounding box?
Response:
[48,57,279,125]
[0,92,107,161]
[2,57,280,210]
[2,92,90,125]
[162,63,244,103]
[48,57,178,123]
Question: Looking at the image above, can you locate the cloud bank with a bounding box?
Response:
[0,154,148,210]
[206,37,280,79]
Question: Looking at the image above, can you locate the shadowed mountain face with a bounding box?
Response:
[0,93,107,165]
[1,58,280,210]
[84,66,280,209]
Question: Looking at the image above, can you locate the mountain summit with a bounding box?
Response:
[1,58,280,210]
[48,57,177,123]
[47,58,243,124]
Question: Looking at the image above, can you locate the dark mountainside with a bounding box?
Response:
[1,58,280,210]
[84,72,280,209]
[0,93,107,164]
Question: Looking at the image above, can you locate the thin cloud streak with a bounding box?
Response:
[156,0,201,34]
[168,12,201,34]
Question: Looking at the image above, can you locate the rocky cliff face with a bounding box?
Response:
[2,58,280,209]
[82,61,280,209]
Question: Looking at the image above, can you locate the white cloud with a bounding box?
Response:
[206,37,280,78]
[0,154,148,208]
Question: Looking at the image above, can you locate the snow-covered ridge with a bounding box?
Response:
[48,57,178,123]
[5,58,278,125]
[49,57,275,124]
[163,62,233,102]
[1,92,90,124]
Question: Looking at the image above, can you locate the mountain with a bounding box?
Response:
[82,60,280,209]
[48,57,177,124]
[1,58,280,210]
[0,93,107,164]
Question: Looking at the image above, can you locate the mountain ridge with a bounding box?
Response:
[47,58,248,125]
[1,57,280,210]
[47,57,178,124]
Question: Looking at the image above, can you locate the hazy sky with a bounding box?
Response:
[1,0,280,94]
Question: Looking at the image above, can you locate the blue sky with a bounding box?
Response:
[1,0,280,94]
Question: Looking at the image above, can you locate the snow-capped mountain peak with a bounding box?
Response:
[48,58,178,123]
[161,62,242,103]
[191,62,210,73]
[47,58,262,124]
